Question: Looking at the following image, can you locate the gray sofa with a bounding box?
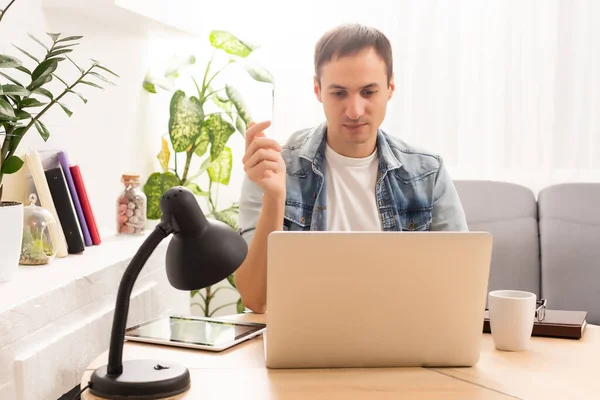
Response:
[454,181,600,325]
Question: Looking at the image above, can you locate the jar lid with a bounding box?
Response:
[122,173,140,181]
[23,193,57,223]
[26,193,39,207]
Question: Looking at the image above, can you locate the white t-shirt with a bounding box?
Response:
[324,144,382,231]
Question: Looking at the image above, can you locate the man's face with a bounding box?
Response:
[314,46,394,157]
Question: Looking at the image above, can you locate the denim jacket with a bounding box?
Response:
[238,122,468,244]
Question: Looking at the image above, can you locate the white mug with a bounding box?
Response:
[488,290,536,351]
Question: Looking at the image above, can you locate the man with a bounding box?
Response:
[235,23,468,313]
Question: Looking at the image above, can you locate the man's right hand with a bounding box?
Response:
[242,120,286,200]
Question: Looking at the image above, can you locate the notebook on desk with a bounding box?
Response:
[483,309,588,339]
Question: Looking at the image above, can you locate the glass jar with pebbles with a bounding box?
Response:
[116,173,146,235]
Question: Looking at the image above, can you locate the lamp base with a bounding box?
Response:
[88,359,191,400]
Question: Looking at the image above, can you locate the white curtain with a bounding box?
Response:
[252,0,600,195]
[385,0,599,194]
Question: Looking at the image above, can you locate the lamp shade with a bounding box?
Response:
[159,186,248,290]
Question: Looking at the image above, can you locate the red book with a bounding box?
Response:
[69,165,101,245]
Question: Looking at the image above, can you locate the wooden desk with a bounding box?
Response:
[81,313,599,399]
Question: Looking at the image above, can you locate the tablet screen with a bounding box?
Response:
[125,316,265,347]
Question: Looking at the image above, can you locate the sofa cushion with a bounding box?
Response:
[538,183,600,325]
[454,180,541,298]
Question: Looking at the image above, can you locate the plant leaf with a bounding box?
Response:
[52,74,69,87]
[212,204,239,229]
[1,84,30,96]
[46,48,73,59]
[89,71,115,85]
[93,63,120,78]
[236,298,245,314]
[184,182,209,196]
[1,155,24,174]
[8,127,26,152]
[163,54,195,79]
[187,157,212,184]
[78,80,103,90]
[225,84,252,126]
[30,58,58,83]
[53,43,79,51]
[142,81,156,93]
[207,146,232,185]
[20,98,47,108]
[66,55,84,73]
[56,35,83,43]
[27,73,52,91]
[0,54,22,68]
[142,172,180,219]
[244,62,275,84]
[34,87,53,99]
[0,98,16,121]
[15,110,32,120]
[236,115,246,136]
[58,102,73,117]
[204,114,235,160]
[227,274,237,289]
[33,119,50,141]
[46,32,61,42]
[156,137,170,173]
[12,45,39,63]
[0,71,23,87]
[15,65,31,75]
[209,30,257,58]
[193,127,210,158]
[168,90,204,152]
[27,33,50,51]
[212,93,232,114]
[67,89,86,103]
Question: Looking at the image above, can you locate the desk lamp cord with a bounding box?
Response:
[70,384,89,400]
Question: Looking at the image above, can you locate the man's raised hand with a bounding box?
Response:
[242,121,286,200]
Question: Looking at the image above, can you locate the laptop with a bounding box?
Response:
[264,231,493,369]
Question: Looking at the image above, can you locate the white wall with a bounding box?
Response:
[4,0,600,224]
[3,0,599,319]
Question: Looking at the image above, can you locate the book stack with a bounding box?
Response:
[483,309,588,339]
[4,149,101,257]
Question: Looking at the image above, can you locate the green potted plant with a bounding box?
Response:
[141,29,274,316]
[0,0,118,281]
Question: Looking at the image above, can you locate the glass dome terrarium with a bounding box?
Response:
[20,193,57,265]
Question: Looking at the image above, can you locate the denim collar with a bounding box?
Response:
[298,121,402,175]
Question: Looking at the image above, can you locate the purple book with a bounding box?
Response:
[58,151,92,246]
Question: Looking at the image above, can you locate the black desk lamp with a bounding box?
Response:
[88,186,248,399]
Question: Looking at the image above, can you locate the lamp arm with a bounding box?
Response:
[107,221,174,375]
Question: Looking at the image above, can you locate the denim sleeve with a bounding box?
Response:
[431,158,469,231]
[237,174,264,246]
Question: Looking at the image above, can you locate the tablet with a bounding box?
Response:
[124,315,266,352]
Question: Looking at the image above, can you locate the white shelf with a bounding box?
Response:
[40,0,195,36]
[40,0,269,38]
[1,231,150,316]
[0,231,190,400]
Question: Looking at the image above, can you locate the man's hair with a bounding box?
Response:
[314,23,393,86]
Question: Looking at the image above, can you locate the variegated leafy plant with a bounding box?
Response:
[142,29,274,317]
[0,0,118,203]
